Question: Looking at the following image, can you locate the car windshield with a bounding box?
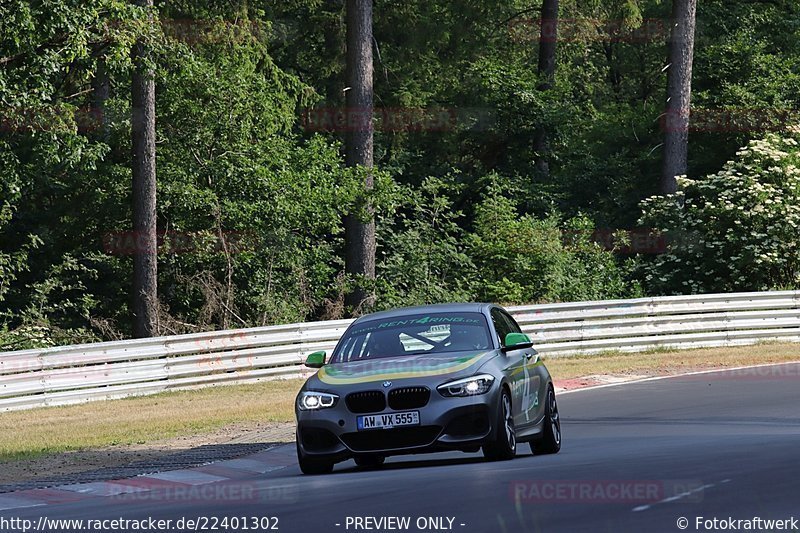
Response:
[330,312,492,363]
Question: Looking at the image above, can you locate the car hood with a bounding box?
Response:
[309,350,497,387]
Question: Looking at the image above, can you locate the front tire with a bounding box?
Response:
[532,384,561,455]
[483,388,516,461]
[296,441,334,475]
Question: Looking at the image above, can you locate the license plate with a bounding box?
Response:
[357,411,420,431]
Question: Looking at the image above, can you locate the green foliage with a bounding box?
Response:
[375,175,639,307]
[376,177,475,308]
[467,180,640,304]
[0,0,145,343]
[0,4,351,340]
[639,134,800,294]
[152,24,347,328]
[2,0,800,347]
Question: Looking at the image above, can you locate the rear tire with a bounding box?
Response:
[296,441,334,475]
[532,384,561,455]
[483,388,516,461]
[354,455,385,468]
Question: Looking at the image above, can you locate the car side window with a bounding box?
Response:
[500,311,523,334]
[491,309,512,347]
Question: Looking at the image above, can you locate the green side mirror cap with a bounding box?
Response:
[503,332,534,352]
[305,351,327,368]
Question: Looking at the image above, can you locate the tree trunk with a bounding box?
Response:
[323,0,346,105]
[533,0,559,175]
[90,56,109,137]
[131,0,158,337]
[343,0,376,313]
[661,0,697,195]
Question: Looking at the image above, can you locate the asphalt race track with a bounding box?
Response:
[6,363,800,533]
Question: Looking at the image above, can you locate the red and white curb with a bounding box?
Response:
[0,444,298,512]
[554,374,651,394]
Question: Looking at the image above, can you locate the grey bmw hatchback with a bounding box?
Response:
[294,303,561,474]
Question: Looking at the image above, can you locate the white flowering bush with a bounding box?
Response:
[639,134,800,294]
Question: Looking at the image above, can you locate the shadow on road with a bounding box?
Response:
[327,449,538,475]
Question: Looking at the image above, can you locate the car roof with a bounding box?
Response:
[352,303,496,324]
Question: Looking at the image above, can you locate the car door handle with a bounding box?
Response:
[525,352,539,363]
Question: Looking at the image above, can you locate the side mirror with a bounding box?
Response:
[304,351,327,368]
[502,332,534,353]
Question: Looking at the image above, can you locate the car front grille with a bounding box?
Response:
[345,390,386,414]
[340,426,442,452]
[388,386,431,410]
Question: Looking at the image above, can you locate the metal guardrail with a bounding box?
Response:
[1,291,799,411]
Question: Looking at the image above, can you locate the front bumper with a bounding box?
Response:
[296,384,501,461]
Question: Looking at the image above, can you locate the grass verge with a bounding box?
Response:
[0,379,303,462]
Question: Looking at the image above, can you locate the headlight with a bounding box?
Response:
[437,374,495,397]
[298,391,339,410]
